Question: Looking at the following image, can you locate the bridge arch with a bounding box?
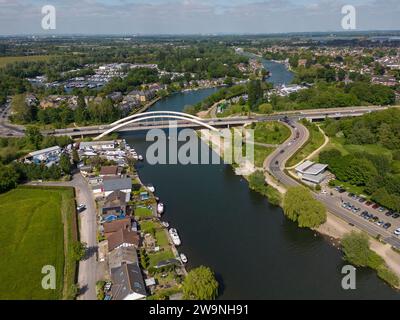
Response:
[94,114,220,140]
[109,111,205,127]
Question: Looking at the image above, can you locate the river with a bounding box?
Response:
[122,65,399,299]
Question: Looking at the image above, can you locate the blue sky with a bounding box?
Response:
[0,0,399,35]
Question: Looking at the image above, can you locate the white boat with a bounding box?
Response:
[180,253,188,264]
[161,221,170,228]
[169,228,181,246]
[157,203,164,214]
[138,155,144,161]
[147,184,155,193]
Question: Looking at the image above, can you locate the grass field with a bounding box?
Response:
[253,121,291,145]
[286,122,325,167]
[253,145,274,167]
[0,55,52,68]
[135,206,153,219]
[0,186,77,300]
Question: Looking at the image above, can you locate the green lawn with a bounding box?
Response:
[148,249,175,268]
[0,55,53,68]
[0,186,77,300]
[253,145,274,167]
[253,122,291,145]
[134,206,153,219]
[287,122,325,167]
[155,230,170,247]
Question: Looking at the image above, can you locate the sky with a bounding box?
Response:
[0,0,399,35]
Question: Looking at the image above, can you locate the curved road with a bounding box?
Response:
[265,120,400,249]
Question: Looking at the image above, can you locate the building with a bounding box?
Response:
[108,247,138,272]
[102,177,132,201]
[102,191,128,217]
[110,262,147,300]
[103,217,131,237]
[295,160,329,185]
[27,146,62,165]
[79,141,116,151]
[100,166,121,177]
[106,229,140,252]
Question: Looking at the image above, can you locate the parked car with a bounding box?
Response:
[376,221,384,227]
[358,197,366,203]
[385,211,394,217]
[365,201,373,206]
[378,207,386,212]
[77,204,86,212]
[392,213,400,219]
[394,228,400,236]
[372,204,380,210]
[383,223,392,230]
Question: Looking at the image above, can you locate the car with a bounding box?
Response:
[372,204,380,210]
[385,211,394,217]
[365,201,373,206]
[383,223,392,230]
[378,207,386,212]
[348,193,355,198]
[358,197,366,203]
[394,228,400,236]
[371,216,379,223]
[392,213,400,219]
[77,204,86,212]
[376,221,384,227]
[280,149,285,154]
[338,188,346,194]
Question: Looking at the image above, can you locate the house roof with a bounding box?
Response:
[107,229,140,252]
[302,172,328,184]
[305,163,328,175]
[103,218,131,234]
[103,177,132,192]
[100,166,119,176]
[29,146,61,157]
[111,262,147,300]
[295,160,314,173]
[108,247,138,271]
[103,191,127,209]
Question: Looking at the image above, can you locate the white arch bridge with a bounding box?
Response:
[91,111,254,140]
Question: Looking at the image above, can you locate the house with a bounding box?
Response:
[100,166,121,177]
[103,217,131,237]
[108,246,138,272]
[298,59,308,67]
[102,191,128,216]
[110,262,147,300]
[106,229,140,252]
[103,177,132,201]
[295,160,329,185]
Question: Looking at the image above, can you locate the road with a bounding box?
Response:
[265,120,400,249]
[38,105,389,138]
[30,173,98,300]
[0,99,25,137]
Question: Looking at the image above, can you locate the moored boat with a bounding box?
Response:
[180,253,188,264]
[169,228,181,246]
[157,203,164,214]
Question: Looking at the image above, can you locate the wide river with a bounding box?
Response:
[122,61,399,299]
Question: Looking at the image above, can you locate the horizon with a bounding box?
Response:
[1,0,399,36]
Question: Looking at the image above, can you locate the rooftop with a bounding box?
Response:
[111,262,147,300]
[103,177,132,192]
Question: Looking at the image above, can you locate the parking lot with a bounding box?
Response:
[327,186,400,237]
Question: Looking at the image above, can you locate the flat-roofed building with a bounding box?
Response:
[295,160,328,185]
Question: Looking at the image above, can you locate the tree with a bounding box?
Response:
[26,126,43,149]
[72,149,80,164]
[72,242,87,261]
[0,164,19,193]
[341,232,383,269]
[182,266,219,300]
[258,103,273,114]
[59,154,72,175]
[283,186,327,228]
[247,80,263,110]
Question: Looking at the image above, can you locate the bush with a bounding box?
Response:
[377,266,400,288]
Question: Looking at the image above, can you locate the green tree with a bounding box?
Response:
[258,103,273,114]
[72,242,87,261]
[182,266,219,300]
[283,186,327,228]
[25,126,43,149]
[59,154,72,175]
